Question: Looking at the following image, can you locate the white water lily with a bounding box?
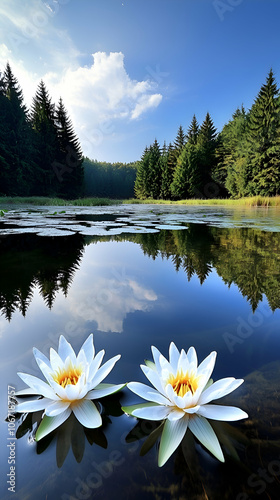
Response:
[125,342,248,466]
[16,334,124,440]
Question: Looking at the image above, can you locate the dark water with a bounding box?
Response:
[0,205,280,499]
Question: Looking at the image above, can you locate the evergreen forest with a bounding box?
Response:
[83,158,138,199]
[0,63,84,198]
[1,63,280,201]
[135,69,280,200]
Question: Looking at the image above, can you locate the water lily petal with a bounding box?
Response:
[151,345,163,373]
[127,382,171,405]
[183,405,201,414]
[71,399,102,428]
[90,355,121,388]
[16,398,52,413]
[197,404,248,421]
[169,342,180,370]
[187,346,198,371]
[159,353,174,376]
[193,351,217,404]
[165,383,179,406]
[49,347,64,372]
[122,402,160,416]
[64,383,82,401]
[36,408,71,441]
[45,400,70,417]
[178,349,189,373]
[33,356,55,386]
[158,415,189,467]
[144,359,156,371]
[180,390,195,409]
[197,351,217,379]
[78,334,94,364]
[132,404,171,420]
[189,415,224,462]
[87,350,105,383]
[141,364,166,395]
[17,372,58,400]
[58,335,77,363]
[16,388,41,396]
[76,349,87,371]
[199,378,244,405]
[50,381,68,399]
[86,383,126,399]
[33,347,52,370]
[167,409,185,421]
[165,384,193,409]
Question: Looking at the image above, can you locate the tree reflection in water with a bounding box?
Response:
[1,224,280,320]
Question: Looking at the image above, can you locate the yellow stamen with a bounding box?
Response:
[53,365,82,388]
[167,370,199,397]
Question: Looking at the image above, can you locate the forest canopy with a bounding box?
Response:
[1,63,280,200]
[135,69,280,200]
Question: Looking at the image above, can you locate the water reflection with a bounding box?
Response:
[15,393,123,468]
[0,233,84,320]
[1,225,280,320]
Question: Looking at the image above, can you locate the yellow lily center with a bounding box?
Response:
[53,365,82,388]
[167,370,199,397]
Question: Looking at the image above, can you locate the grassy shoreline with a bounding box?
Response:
[0,196,122,206]
[0,195,280,207]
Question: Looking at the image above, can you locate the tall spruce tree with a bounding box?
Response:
[160,142,174,199]
[2,63,34,195]
[186,115,199,145]
[134,146,151,199]
[30,80,60,195]
[171,143,200,199]
[0,70,12,194]
[219,105,249,197]
[247,69,280,195]
[54,97,84,198]
[147,139,162,199]
[197,112,218,196]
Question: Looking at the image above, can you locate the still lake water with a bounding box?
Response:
[0,204,280,499]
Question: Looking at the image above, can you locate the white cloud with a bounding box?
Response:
[67,277,157,333]
[0,1,163,160]
[131,93,162,120]
[0,47,163,158]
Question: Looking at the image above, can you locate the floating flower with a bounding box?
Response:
[16,334,124,440]
[124,342,248,466]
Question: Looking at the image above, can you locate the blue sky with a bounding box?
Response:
[0,0,279,162]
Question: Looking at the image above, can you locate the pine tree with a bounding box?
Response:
[247,69,280,195]
[54,97,84,198]
[160,142,173,199]
[1,63,34,195]
[197,112,218,196]
[171,143,200,199]
[0,70,12,194]
[134,146,151,199]
[186,115,199,145]
[30,80,59,195]
[147,139,162,199]
[219,105,249,197]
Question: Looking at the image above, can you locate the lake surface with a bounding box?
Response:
[0,204,280,499]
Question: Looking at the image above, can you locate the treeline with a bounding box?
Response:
[0,62,83,198]
[135,69,280,200]
[84,158,138,199]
